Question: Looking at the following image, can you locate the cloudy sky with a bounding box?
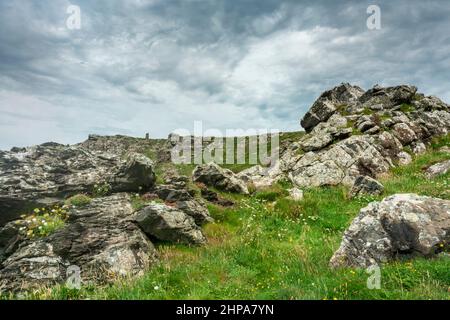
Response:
[0,0,449,149]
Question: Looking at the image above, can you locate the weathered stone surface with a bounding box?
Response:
[237,162,284,190]
[134,203,206,245]
[300,83,364,132]
[193,163,249,194]
[392,123,417,145]
[198,184,234,207]
[0,194,157,292]
[175,200,213,226]
[330,194,450,268]
[0,222,23,264]
[288,136,390,188]
[425,160,450,178]
[397,151,412,166]
[0,145,155,226]
[0,241,68,293]
[349,176,384,199]
[359,85,417,109]
[154,185,194,202]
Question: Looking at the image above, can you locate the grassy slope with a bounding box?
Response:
[31,135,450,300]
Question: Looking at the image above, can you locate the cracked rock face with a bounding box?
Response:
[134,203,207,245]
[425,160,450,178]
[330,194,450,268]
[0,144,156,226]
[193,163,249,194]
[0,194,158,293]
[301,83,365,132]
[349,176,384,199]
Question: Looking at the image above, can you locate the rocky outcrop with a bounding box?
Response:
[0,144,156,226]
[134,203,206,245]
[330,194,450,268]
[0,194,158,293]
[193,163,249,194]
[349,176,384,199]
[425,160,450,178]
[300,83,365,132]
[285,84,450,189]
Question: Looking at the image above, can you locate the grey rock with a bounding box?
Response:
[154,185,194,202]
[425,160,450,178]
[397,151,412,166]
[349,176,384,199]
[175,200,214,225]
[392,123,417,145]
[359,85,417,109]
[288,135,390,188]
[411,142,427,155]
[134,203,206,245]
[330,194,450,268]
[0,145,155,226]
[287,188,304,201]
[301,83,364,132]
[193,163,249,194]
[237,162,284,190]
[0,194,157,292]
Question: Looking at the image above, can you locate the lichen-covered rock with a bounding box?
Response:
[193,163,249,194]
[237,162,284,190]
[300,83,364,132]
[0,194,157,293]
[330,194,450,268]
[287,188,304,201]
[349,176,384,198]
[358,85,417,109]
[0,241,68,293]
[134,203,206,245]
[0,144,155,226]
[392,123,417,145]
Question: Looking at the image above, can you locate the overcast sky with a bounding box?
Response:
[0,0,449,149]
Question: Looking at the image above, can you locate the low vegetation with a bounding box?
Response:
[16,205,69,239]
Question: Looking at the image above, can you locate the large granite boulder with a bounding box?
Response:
[330,194,450,268]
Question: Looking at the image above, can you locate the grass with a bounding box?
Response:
[65,194,92,207]
[14,135,450,300]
